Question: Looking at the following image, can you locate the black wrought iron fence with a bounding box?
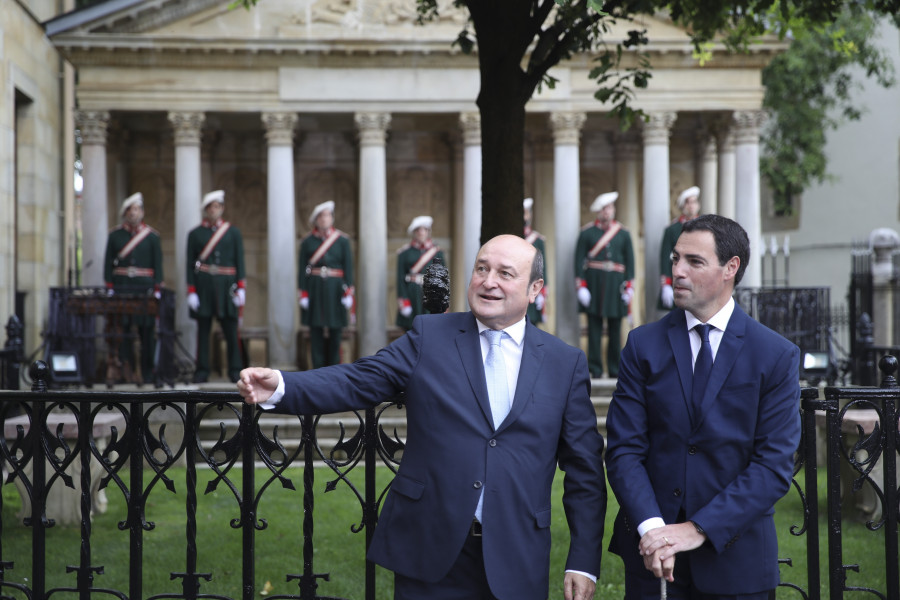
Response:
[3,358,900,599]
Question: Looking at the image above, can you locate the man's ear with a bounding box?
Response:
[723,257,740,282]
[528,279,544,302]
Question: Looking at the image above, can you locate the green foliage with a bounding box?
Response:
[760,7,895,214]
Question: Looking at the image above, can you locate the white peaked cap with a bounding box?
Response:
[120,192,144,217]
[590,191,619,212]
[202,190,225,209]
[677,186,700,208]
[309,200,335,225]
[407,215,433,236]
[523,197,534,210]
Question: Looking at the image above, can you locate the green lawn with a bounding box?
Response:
[0,466,891,599]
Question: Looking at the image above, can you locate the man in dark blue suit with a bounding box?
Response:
[238,235,606,600]
[605,215,801,599]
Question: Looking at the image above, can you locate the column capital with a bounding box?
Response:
[641,111,677,145]
[76,110,110,145]
[459,111,481,146]
[355,112,391,146]
[695,127,717,161]
[732,110,768,144]
[549,111,586,145]
[613,132,642,161]
[262,112,298,146]
[168,111,206,146]
[714,117,735,153]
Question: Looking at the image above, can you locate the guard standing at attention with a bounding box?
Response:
[186,190,247,383]
[575,191,635,379]
[104,191,163,384]
[298,201,354,368]
[396,215,445,331]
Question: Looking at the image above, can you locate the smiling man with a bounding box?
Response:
[605,215,801,599]
[238,235,607,600]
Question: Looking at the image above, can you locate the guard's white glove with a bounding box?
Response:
[232,287,246,307]
[534,292,545,311]
[577,287,591,308]
[621,286,634,306]
[661,284,674,308]
[106,287,115,297]
[154,289,162,300]
[187,293,200,312]
[298,291,309,310]
[341,293,354,309]
[399,299,413,317]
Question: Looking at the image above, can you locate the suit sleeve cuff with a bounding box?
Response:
[258,370,286,410]
[565,570,596,583]
[637,517,666,537]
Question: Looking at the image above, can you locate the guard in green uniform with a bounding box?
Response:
[186,190,246,383]
[523,197,548,326]
[396,215,445,330]
[298,201,354,368]
[103,192,163,384]
[575,191,635,378]
[658,185,701,310]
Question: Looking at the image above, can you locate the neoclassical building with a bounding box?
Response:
[36,0,781,369]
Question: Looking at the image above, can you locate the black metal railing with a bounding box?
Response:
[4,358,900,599]
[0,361,405,600]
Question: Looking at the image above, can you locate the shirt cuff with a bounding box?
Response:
[258,370,285,410]
[565,570,596,583]
[637,517,666,537]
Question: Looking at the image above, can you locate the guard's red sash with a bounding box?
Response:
[525,231,540,245]
[117,225,152,261]
[409,246,439,277]
[309,230,342,266]
[198,222,231,263]
[587,221,622,259]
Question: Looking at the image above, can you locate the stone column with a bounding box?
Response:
[262,112,298,369]
[550,111,586,346]
[355,112,391,357]
[697,129,718,215]
[642,112,677,319]
[168,111,205,358]
[460,112,482,301]
[734,110,767,288]
[716,120,736,220]
[76,110,110,287]
[615,133,643,324]
[870,228,900,347]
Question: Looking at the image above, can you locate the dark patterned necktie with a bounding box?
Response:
[692,324,714,413]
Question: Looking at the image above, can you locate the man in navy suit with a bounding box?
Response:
[605,215,800,599]
[238,235,606,600]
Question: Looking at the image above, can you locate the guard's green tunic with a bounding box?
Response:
[525,228,547,325]
[103,223,163,382]
[657,217,687,311]
[298,228,354,368]
[186,219,246,382]
[575,220,634,378]
[395,241,445,330]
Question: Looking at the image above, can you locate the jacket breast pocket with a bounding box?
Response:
[390,474,425,501]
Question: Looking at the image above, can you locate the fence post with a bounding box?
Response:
[878,355,900,599]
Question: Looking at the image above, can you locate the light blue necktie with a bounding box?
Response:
[483,329,511,429]
[476,329,511,523]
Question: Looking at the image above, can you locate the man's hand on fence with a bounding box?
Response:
[237,367,279,405]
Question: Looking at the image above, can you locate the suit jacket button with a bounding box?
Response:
[489,439,497,447]
[473,481,483,489]
[673,488,682,497]
[688,445,697,455]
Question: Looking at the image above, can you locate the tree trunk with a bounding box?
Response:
[467,1,536,245]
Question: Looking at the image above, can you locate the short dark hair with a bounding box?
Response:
[680,214,750,285]
[529,245,544,285]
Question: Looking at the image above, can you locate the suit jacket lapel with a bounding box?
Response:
[695,303,748,429]
[456,314,495,429]
[666,311,695,421]
[496,321,544,434]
